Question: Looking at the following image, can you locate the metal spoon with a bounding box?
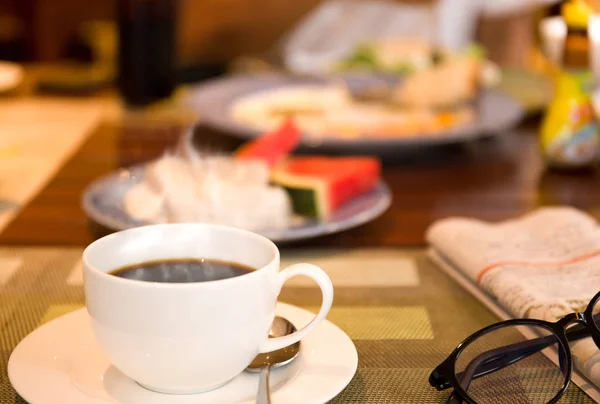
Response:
[246,316,301,404]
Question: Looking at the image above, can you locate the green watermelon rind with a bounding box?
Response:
[281,187,320,218]
[271,170,329,219]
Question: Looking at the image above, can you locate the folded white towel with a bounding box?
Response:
[427,206,600,320]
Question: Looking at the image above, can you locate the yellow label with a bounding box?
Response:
[541,70,600,166]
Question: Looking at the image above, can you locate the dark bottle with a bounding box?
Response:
[117,0,178,107]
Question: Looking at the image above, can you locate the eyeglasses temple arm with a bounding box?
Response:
[445,390,465,404]
[428,340,546,391]
[456,323,591,389]
[438,323,590,395]
[455,336,555,390]
[565,322,591,342]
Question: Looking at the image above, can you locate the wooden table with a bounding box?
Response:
[2,94,599,404]
[1,115,599,248]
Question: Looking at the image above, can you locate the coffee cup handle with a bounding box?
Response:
[258,263,333,353]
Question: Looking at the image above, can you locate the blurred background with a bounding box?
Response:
[0,0,587,65]
[1,0,595,96]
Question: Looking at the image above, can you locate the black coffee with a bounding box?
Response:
[109,258,254,283]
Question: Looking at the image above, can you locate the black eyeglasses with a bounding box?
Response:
[430,290,600,404]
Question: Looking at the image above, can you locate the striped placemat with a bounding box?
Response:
[0,247,593,403]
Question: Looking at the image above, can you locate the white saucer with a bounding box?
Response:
[8,303,357,404]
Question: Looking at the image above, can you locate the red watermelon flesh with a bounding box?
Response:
[235,119,301,168]
[272,156,381,218]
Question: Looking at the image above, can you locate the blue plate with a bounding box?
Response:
[81,165,392,242]
[184,72,525,153]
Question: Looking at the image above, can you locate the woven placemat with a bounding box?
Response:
[0,247,593,403]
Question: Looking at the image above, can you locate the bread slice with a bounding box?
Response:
[391,57,482,109]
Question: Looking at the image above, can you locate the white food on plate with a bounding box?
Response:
[124,154,292,231]
[368,38,434,71]
[123,183,166,222]
[230,84,475,138]
[230,84,352,134]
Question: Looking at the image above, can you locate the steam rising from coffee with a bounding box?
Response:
[110,258,253,283]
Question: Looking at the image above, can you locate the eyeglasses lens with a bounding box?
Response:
[453,324,568,404]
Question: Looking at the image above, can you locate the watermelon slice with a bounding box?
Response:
[271,156,381,219]
[235,119,301,168]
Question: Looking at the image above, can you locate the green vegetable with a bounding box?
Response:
[464,43,486,60]
[337,41,488,75]
[338,43,417,75]
[431,50,445,65]
[387,63,416,75]
[337,43,379,70]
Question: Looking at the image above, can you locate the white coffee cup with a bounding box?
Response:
[82,223,334,394]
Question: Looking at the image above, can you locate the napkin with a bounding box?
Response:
[426,206,600,386]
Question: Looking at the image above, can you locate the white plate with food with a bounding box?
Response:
[81,128,391,242]
[186,42,522,153]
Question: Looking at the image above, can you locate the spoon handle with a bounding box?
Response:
[256,365,272,404]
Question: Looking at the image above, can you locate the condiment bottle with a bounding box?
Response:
[540,69,600,170]
[538,4,600,171]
